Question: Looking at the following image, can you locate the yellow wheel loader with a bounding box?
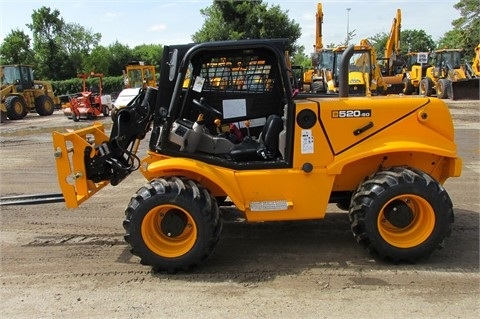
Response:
[401,52,429,95]
[0,64,60,122]
[52,40,461,273]
[420,49,479,100]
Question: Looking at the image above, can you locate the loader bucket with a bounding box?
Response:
[52,122,110,208]
[451,78,480,100]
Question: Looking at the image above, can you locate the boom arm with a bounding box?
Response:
[315,3,324,52]
[52,87,157,208]
[85,87,157,185]
[384,9,401,60]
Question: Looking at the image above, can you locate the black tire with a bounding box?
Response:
[123,176,222,273]
[5,95,27,120]
[419,78,434,96]
[72,111,79,122]
[402,77,415,95]
[102,105,109,117]
[349,167,454,263]
[436,79,452,99]
[35,95,55,116]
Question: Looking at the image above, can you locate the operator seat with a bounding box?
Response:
[229,114,283,161]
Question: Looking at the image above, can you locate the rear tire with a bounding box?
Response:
[35,95,55,116]
[349,167,454,263]
[123,177,222,273]
[5,96,27,120]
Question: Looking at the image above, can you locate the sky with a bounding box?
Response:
[1,0,461,55]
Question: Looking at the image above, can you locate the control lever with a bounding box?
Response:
[244,120,251,138]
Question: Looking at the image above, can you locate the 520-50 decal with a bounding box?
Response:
[331,109,371,118]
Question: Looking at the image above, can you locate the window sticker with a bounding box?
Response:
[193,76,205,92]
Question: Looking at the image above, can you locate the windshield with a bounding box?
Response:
[2,66,21,85]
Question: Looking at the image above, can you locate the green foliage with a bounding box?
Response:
[52,76,124,95]
[27,7,65,80]
[291,45,311,69]
[0,29,35,65]
[192,0,301,54]
[437,0,479,59]
[371,29,436,57]
[83,46,111,75]
[131,44,164,71]
[106,41,135,76]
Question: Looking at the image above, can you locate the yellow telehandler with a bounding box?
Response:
[52,40,461,273]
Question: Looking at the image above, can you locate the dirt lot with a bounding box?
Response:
[0,100,479,318]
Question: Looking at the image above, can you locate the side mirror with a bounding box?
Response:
[168,49,178,81]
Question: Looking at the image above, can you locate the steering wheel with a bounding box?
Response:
[193,98,223,118]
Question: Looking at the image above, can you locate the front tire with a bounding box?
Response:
[402,77,414,95]
[436,79,452,99]
[123,177,222,273]
[5,96,27,120]
[72,111,79,122]
[419,78,434,96]
[349,167,454,263]
[102,105,109,117]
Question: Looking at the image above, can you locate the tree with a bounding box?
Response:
[291,45,310,69]
[106,41,134,76]
[62,23,101,74]
[83,45,111,75]
[0,29,35,65]
[192,0,301,54]
[27,6,65,80]
[343,29,357,47]
[131,44,163,71]
[371,29,435,58]
[438,0,479,59]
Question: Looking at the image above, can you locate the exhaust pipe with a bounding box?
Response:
[339,44,355,98]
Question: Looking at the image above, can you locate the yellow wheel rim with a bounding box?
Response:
[14,101,23,114]
[44,99,53,112]
[377,195,435,248]
[141,205,197,258]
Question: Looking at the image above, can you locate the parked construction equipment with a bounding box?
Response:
[52,39,461,272]
[378,9,405,94]
[327,39,388,96]
[0,64,60,122]
[123,61,156,89]
[63,73,112,121]
[420,48,479,100]
[303,3,333,93]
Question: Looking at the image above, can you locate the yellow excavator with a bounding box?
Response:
[378,9,404,94]
[302,3,333,93]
